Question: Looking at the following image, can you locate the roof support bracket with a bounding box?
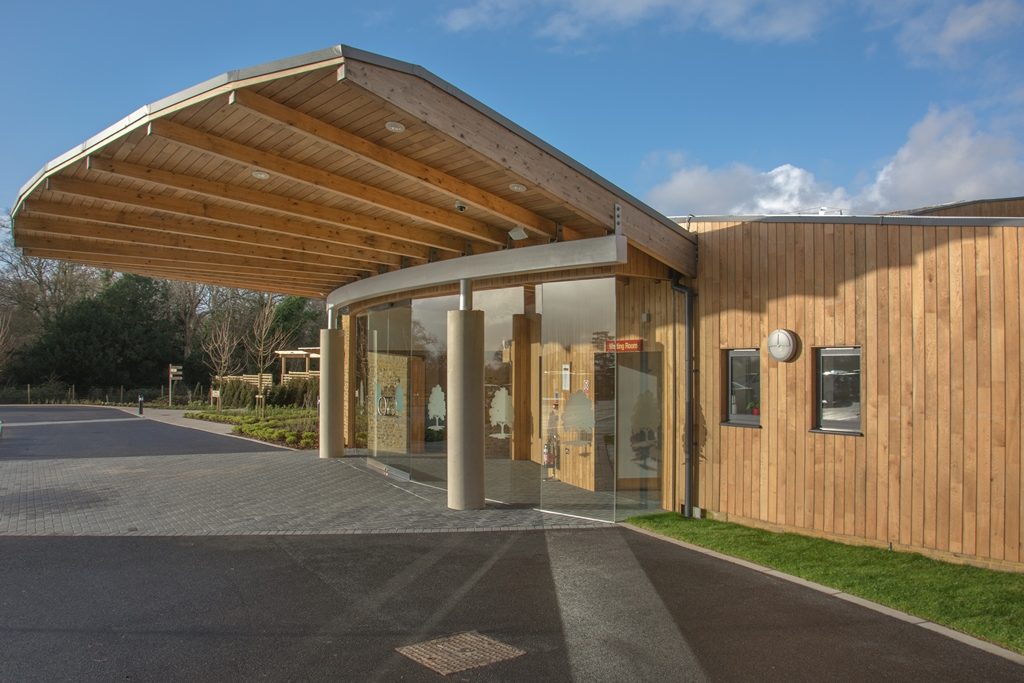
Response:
[553,224,564,243]
[429,248,439,263]
[614,203,622,236]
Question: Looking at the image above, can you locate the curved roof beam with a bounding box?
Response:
[147,118,509,247]
[229,88,557,240]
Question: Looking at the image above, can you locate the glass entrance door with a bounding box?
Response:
[536,278,618,522]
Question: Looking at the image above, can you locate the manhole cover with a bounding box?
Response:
[396,631,525,675]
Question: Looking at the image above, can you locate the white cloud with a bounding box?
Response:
[647,162,849,215]
[442,1,1023,68]
[861,0,1024,66]
[442,0,530,31]
[859,107,1024,210]
[442,0,830,43]
[645,107,1024,215]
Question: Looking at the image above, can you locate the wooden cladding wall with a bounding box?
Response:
[692,219,1024,568]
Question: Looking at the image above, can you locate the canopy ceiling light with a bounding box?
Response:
[508,226,529,241]
[384,121,406,133]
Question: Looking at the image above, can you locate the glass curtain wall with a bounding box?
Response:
[357,288,526,496]
[356,277,670,522]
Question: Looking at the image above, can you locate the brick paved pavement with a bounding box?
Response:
[0,406,604,536]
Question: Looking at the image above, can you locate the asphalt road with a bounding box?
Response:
[0,406,1020,681]
[0,405,278,459]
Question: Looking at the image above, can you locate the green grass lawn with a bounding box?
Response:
[627,513,1024,655]
[185,408,318,448]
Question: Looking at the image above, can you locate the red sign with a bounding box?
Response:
[605,338,644,353]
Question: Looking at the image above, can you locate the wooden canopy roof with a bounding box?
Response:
[12,46,695,298]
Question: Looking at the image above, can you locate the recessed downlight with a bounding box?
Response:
[251,170,271,180]
[385,121,406,133]
[509,182,528,193]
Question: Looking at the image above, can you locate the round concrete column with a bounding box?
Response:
[447,309,485,510]
[319,327,344,459]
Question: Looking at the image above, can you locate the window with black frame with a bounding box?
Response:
[725,349,760,425]
[816,347,861,432]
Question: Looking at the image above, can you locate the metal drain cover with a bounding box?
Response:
[396,631,526,675]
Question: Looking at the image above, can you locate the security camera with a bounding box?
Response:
[454,200,468,213]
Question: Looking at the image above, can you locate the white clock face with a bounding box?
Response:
[768,329,797,362]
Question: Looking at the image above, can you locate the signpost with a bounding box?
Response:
[168,364,183,406]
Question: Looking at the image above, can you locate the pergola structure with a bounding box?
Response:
[12,45,696,510]
[12,45,694,297]
[276,347,320,381]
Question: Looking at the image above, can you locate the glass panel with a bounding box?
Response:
[476,288,531,506]
[407,295,456,484]
[613,281,678,520]
[614,350,663,519]
[727,350,760,424]
[365,303,413,477]
[537,278,617,522]
[819,348,861,431]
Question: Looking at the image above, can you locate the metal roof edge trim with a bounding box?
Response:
[888,195,1024,216]
[326,234,627,311]
[14,46,349,212]
[670,214,1024,227]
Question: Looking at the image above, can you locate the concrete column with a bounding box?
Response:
[319,327,344,459]
[447,308,485,509]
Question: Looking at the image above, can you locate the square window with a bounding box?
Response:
[725,349,760,426]
[816,347,861,432]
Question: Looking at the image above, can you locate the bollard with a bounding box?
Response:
[138,394,144,415]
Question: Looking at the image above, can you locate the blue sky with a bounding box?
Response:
[3,0,1023,215]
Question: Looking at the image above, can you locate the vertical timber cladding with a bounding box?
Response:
[692,218,1024,569]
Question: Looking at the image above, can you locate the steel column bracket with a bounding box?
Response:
[614,203,622,236]
[464,241,474,256]
[429,248,439,263]
[552,224,564,242]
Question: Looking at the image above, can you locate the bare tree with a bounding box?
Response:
[166,281,211,357]
[244,295,291,391]
[0,214,102,347]
[202,312,243,385]
[0,310,14,373]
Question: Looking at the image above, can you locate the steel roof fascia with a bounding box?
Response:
[326,234,627,312]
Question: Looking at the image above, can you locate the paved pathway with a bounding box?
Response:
[0,405,601,535]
